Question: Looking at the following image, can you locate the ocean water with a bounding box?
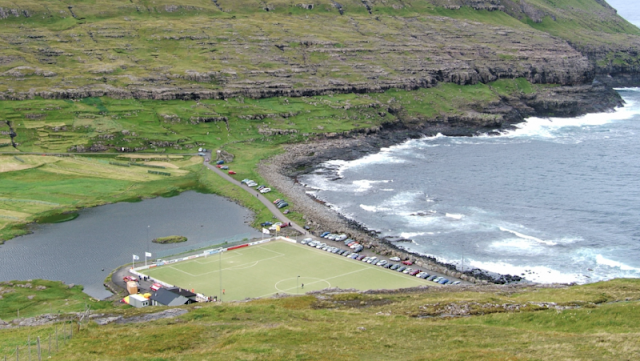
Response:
[300,89,640,284]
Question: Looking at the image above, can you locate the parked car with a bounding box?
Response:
[216,164,223,168]
[384,263,393,269]
[390,264,399,271]
[397,266,407,272]
[452,281,461,285]
[409,269,421,276]
[376,260,388,267]
[216,160,224,165]
[367,257,378,264]
[228,170,236,175]
[389,256,401,262]
[260,188,271,194]
[402,260,413,266]
[221,165,229,170]
[438,278,450,284]
[327,234,338,241]
[335,234,348,241]
[247,181,258,187]
[241,179,250,184]
[301,238,312,245]
[316,243,326,249]
[320,231,330,238]
[432,277,443,283]
[350,253,359,259]
[356,255,366,261]
[260,221,273,227]
[403,268,413,274]
[342,251,351,257]
[427,275,438,281]
[150,283,163,291]
[344,239,353,245]
[353,245,364,252]
[273,199,282,204]
[277,202,288,209]
[256,185,265,190]
[308,241,318,247]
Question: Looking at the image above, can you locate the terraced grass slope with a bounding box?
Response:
[0,0,637,99]
[1,278,640,360]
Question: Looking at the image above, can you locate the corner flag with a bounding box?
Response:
[132,254,140,260]
[262,228,270,234]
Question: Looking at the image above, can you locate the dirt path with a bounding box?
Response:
[203,156,308,236]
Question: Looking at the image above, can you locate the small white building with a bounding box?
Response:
[129,294,150,308]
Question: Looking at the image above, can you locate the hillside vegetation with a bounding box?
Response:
[1,279,640,360]
[0,0,637,99]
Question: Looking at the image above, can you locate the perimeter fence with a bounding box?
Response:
[2,320,74,361]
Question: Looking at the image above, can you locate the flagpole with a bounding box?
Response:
[132,254,135,269]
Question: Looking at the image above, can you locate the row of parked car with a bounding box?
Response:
[305,232,461,286]
[319,232,364,253]
[240,179,272,194]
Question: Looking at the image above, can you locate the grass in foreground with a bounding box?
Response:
[1,279,638,360]
[143,240,430,301]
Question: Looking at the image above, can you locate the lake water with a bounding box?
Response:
[300,89,640,284]
[0,191,260,299]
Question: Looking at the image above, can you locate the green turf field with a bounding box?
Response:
[141,240,432,301]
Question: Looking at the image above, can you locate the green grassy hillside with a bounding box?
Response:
[1,279,639,360]
[0,0,637,98]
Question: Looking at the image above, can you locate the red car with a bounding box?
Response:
[216,164,222,168]
[409,269,421,276]
[122,276,138,282]
[402,260,413,265]
[150,283,163,291]
[228,171,236,175]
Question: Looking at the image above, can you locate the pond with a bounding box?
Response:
[0,191,261,299]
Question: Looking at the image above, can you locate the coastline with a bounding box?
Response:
[257,90,630,285]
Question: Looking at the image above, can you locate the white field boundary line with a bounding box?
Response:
[194,251,244,265]
[257,267,371,298]
[131,237,277,273]
[290,241,433,284]
[149,244,287,278]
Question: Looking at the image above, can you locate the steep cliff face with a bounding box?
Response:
[0,0,636,102]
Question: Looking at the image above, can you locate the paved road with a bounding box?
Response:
[203,157,308,236]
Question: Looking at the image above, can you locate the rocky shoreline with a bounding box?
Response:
[258,85,628,285]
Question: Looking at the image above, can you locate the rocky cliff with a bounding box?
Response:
[0,0,637,104]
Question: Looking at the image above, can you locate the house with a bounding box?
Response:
[150,288,190,307]
[166,287,198,303]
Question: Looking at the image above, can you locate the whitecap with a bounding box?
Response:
[498,227,557,246]
[445,213,464,220]
[359,204,392,213]
[400,232,427,239]
[596,255,640,272]
[466,260,584,284]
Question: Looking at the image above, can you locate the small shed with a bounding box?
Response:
[126,281,138,295]
[150,288,189,307]
[129,294,150,308]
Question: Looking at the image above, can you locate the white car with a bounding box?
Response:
[308,241,318,247]
[367,257,378,264]
[403,268,413,274]
[300,238,312,245]
[389,256,401,262]
[260,187,271,194]
[316,243,326,249]
[335,234,348,241]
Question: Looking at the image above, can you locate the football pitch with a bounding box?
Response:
[141,240,432,301]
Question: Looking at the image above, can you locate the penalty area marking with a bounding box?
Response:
[274,277,330,294]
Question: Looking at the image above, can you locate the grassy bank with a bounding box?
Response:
[0,80,543,241]
[0,280,114,322]
[0,279,638,360]
[152,235,187,244]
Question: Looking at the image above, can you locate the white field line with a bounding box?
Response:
[194,251,244,265]
[292,242,432,284]
[165,244,286,278]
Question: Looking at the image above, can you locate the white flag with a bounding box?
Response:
[133,254,140,260]
[262,228,270,234]
[145,252,152,257]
